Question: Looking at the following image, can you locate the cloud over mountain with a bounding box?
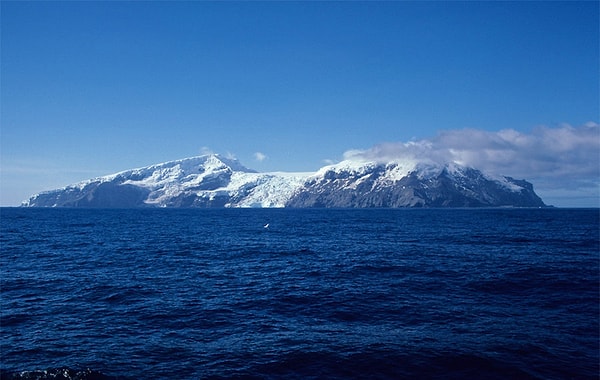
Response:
[343,123,599,203]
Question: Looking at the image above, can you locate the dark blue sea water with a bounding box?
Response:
[1,208,598,379]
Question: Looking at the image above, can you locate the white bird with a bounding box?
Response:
[263,223,270,229]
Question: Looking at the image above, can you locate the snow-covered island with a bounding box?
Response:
[22,154,546,208]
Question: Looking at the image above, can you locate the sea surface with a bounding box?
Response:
[0,208,598,379]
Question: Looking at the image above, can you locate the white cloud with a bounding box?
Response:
[199,146,213,155]
[254,152,267,162]
[436,124,599,183]
[342,123,600,205]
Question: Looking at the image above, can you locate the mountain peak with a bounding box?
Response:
[128,154,256,174]
[201,154,257,173]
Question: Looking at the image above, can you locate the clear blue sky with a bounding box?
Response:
[1,1,598,206]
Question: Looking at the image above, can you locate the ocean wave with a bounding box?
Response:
[0,368,118,380]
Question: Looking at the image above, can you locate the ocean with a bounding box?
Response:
[0,208,598,379]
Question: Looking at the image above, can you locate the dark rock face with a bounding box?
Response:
[285,164,546,208]
[24,182,151,208]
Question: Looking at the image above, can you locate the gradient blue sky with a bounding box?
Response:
[2,1,598,206]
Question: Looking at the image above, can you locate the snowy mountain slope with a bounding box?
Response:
[286,159,545,207]
[22,155,312,208]
[22,154,546,208]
